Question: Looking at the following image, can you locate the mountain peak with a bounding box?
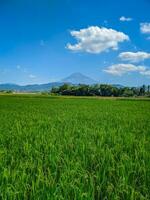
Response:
[62,72,97,85]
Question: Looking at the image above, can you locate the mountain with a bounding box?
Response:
[62,73,97,85]
[0,73,124,92]
[0,82,64,92]
[0,83,21,91]
[21,82,63,92]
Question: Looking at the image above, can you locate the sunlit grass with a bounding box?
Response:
[0,95,150,199]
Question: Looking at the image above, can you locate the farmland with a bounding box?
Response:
[0,94,150,199]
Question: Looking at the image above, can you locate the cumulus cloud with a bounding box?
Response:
[120,16,132,22]
[67,26,129,54]
[119,51,150,63]
[104,63,146,76]
[140,23,150,34]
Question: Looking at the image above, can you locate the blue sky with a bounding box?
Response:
[0,0,150,86]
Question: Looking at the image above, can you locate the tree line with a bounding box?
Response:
[51,84,150,97]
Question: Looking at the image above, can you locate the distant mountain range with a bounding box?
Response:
[0,73,123,92]
[0,82,63,92]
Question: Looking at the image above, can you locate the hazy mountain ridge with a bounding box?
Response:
[0,73,124,92]
[0,82,64,92]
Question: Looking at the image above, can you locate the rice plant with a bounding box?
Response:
[0,95,150,199]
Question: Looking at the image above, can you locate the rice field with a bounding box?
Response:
[0,94,150,199]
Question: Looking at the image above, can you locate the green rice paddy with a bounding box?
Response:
[0,95,150,199]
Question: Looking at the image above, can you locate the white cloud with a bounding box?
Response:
[140,70,150,76]
[104,63,146,76]
[140,23,150,34]
[67,26,129,54]
[119,51,150,63]
[29,74,36,79]
[120,16,133,22]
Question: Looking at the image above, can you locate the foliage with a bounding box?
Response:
[0,90,13,93]
[51,84,150,97]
